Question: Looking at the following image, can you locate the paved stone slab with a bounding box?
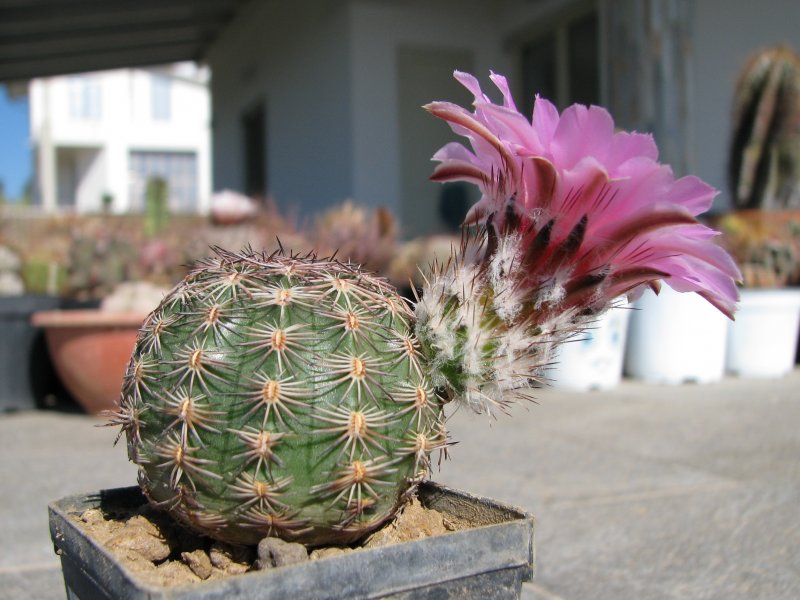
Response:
[1,371,798,599]
[526,482,800,599]
[438,371,800,600]
[0,411,135,569]
[0,565,65,600]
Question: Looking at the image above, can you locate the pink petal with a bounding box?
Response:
[662,258,740,319]
[607,132,658,171]
[430,161,486,185]
[478,103,544,153]
[519,156,557,211]
[541,157,610,240]
[588,205,698,267]
[453,70,487,104]
[652,225,742,279]
[550,104,615,169]
[432,142,479,164]
[556,157,611,213]
[532,96,560,147]
[601,158,674,225]
[464,197,492,225]
[668,175,718,216]
[489,71,518,111]
[425,101,518,178]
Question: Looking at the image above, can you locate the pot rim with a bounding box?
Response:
[31,309,147,328]
[737,287,800,306]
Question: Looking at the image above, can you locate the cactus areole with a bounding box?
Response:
[116,248,445,546]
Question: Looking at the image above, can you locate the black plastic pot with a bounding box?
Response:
[0,294,62,412]
[49,482,535,599]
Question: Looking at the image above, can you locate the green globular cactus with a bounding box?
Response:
[113,248,445,546]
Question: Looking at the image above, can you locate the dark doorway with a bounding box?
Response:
[241,101,266,199]
[520,7,600,114]
[397,46,477,237]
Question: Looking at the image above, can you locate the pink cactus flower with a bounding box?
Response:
[426,71,741,319]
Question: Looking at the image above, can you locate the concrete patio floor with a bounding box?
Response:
[1,370,798,599]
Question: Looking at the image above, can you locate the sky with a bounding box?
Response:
[0,84,31,200]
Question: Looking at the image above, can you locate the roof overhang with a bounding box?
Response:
[0,0,248,82]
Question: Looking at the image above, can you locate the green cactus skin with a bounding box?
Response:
[113,248,446,546]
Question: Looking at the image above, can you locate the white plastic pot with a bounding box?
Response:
[726,288,800,378]
[548,303,631,391]
[624,285,729,384]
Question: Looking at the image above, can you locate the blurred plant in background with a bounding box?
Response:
[729,45,800,211]
[0,180,468,307]
[0,243,25,295]
[387,234,461,291]
[144,177,170,238]
[721,44,800,289]
[713,210,800,288]
[310,200,397,275]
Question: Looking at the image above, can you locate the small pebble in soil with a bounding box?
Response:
[209,542,252,575]
[181,549,213,580]
[106,516,172,562]
[256,537,309,570]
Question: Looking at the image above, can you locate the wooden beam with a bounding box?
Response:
[0,0,238,18]
[0,0,248,81]
[0,41,202,81]
[0,0,240,36]
[0,25,209,60]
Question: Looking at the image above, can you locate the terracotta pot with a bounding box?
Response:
[31,310,145,415]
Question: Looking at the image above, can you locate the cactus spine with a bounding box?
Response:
[115,248,444,546]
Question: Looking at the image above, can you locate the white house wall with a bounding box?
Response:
[208,0,353,221]
[349,0,511,237]
[56,147,104,210]
[211,0,800,232]
[690,0,800,211]
[124,69,212,213]
[210,0,534,236]
[29,67,211,213]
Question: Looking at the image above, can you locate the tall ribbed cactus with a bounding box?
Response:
[729,45,800,210]
[113,248,444,546]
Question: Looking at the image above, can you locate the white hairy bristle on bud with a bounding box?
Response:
[534,274,567,311]
[413,228,589,416]
[488,235,526,323]
[448,261,481,301]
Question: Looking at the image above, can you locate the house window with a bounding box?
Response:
[151,74,171,121]
[68,75,102,119]
[128,151,198,212]
[520,7,600,114]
